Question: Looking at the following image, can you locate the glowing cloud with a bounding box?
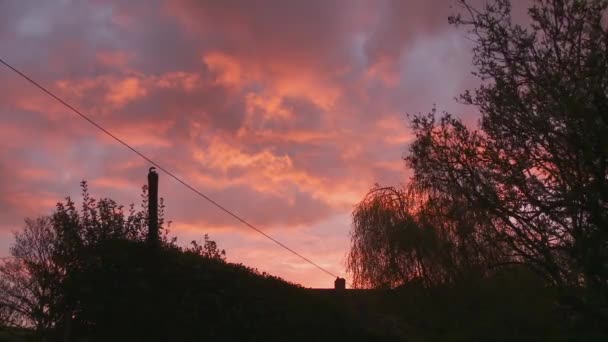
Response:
[0,0,476,287]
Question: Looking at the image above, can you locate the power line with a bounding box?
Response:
[0,57,342,282]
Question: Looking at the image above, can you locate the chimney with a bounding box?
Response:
[148,167,159,245]
[334,277,346,291]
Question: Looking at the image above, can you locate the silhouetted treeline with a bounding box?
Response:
[3,0,608,340]
[0,181,178,337]
[348,0,608,339]
[56,239,383,341]
[0,183,386,341]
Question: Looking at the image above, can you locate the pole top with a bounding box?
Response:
[149,167,156,174]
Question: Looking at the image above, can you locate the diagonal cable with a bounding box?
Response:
[0,57,343,282]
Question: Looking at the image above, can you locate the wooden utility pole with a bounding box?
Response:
[148,167,159,245]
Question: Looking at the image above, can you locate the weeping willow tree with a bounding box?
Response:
[349,0,608,297]
[347,184,510,289]
[347,186,430,288]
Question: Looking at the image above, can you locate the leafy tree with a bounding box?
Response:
[0,184,373,341]
[417,0,608,292]
[186,234,226,260]
[0,217,60,334]
[347,184,509,288]
[349,0,608,315]
[0,181,224,338]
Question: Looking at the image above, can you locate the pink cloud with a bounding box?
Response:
[0,0,480,286]
[96,51,132,68]
[105,77,147,105]
[203,52,246,87]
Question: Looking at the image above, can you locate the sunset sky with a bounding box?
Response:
[0,0,481,288]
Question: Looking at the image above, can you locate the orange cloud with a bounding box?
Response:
[0,0,475,287]
[3,192,58,217]
[105,77,147,106]
[202,50,340,112]
[101,120,174,148]
[203,52,246,87]
[245,92,293,121]
[91,177,138,191]
[189,138,368,208]
[19,167,53,182]
[376,116,415,145]
[240,129,337,145]
[272,73,341,110]
[153,71,201,91]
[365,56,400,87]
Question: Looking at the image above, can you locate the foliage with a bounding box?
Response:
[348,0,608,332]
[0,217,60,334]
[348,184,510,289]
[2,181,373,341]
[64,240,374,341]
[431,0,608,294]
[0,181,224,338]
[185,234,226,260]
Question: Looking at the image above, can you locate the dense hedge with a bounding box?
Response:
[61,240,381,341]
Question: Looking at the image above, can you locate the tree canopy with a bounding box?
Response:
[348,0,608,325]
[0,182,375,341]
[0,181,225,339]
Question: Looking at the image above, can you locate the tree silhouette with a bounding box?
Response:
[439,0,607,294]
[0,217,60,335]
[0,181,223,338]
[0,184,377,341]
[349,0,608,326]
[347,184,509,289]
[186,234,226,260]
